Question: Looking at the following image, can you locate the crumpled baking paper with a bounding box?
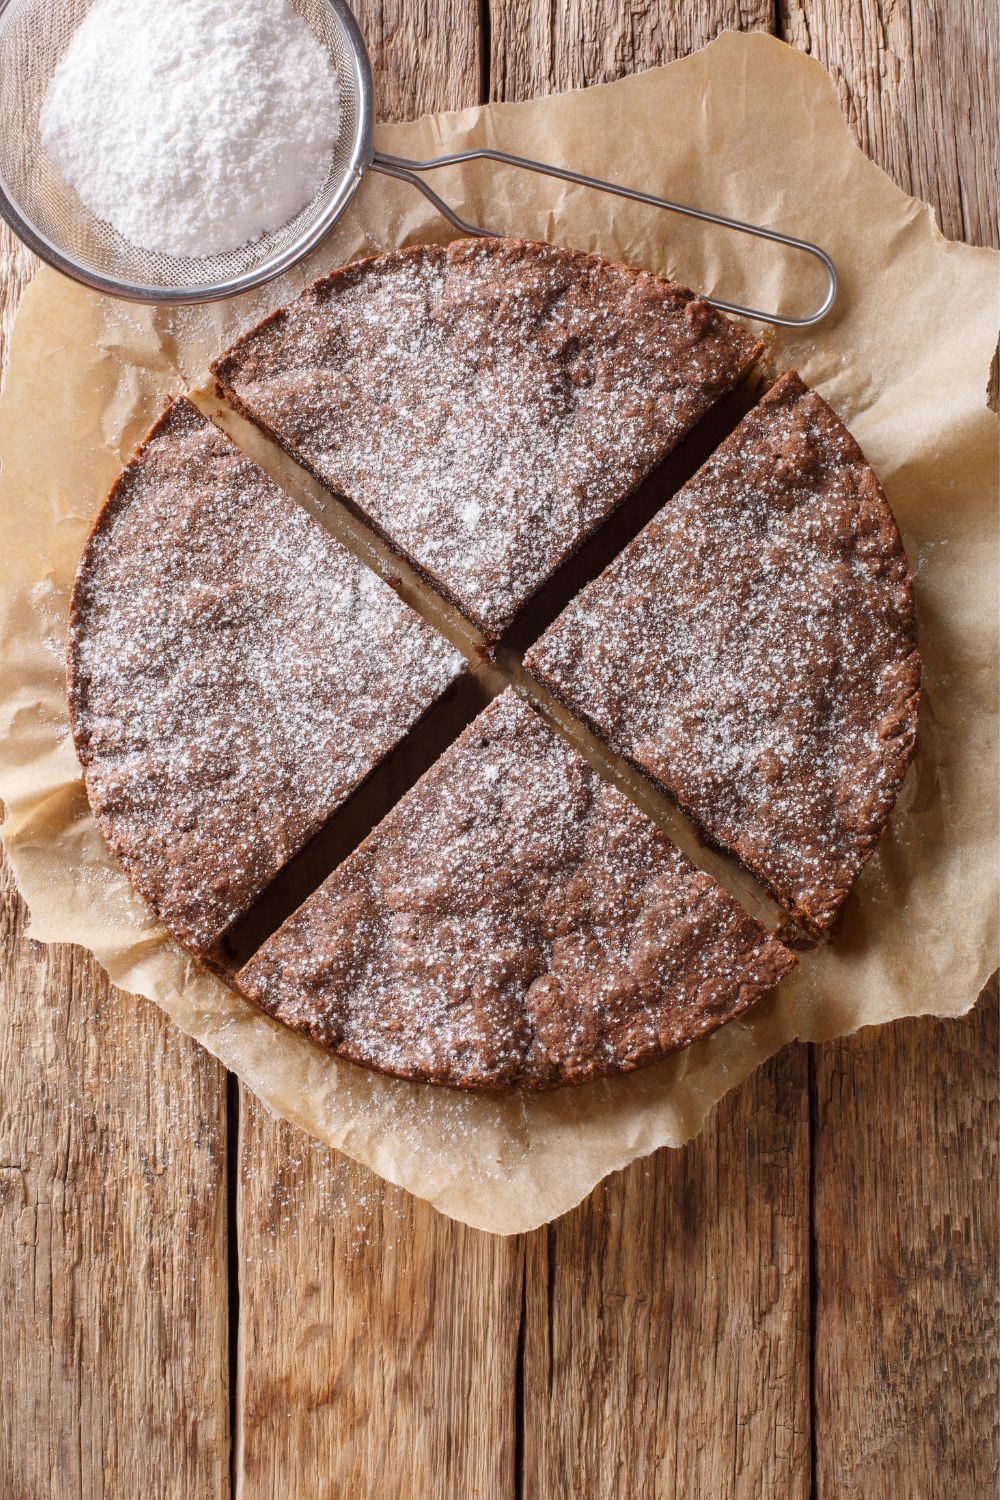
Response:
[0,33,996,1233]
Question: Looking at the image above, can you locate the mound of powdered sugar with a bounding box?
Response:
[39,0,341,257]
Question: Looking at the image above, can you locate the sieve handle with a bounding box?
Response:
[370,148,837,329]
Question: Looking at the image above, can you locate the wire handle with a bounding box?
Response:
[371,148,837,328]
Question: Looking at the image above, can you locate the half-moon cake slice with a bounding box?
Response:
[524,372,920,938]
[68,398,465,958]
[211,238,763,641]
[236,690,796,1091]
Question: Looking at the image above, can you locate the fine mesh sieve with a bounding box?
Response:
[0,0,837,324]
[0,0,374,302]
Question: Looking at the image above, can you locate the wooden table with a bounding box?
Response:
[1,4,996,1496]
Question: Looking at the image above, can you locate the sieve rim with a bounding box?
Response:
[0,0,377,304]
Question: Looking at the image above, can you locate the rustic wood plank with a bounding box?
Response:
[0,226,231,1500]
[233,10,526,1498]
[522,1045,813,1498]
[489,0,773,101]
[0,857,230,1500]
[358,0,484,119]
[811,988,999,1496]
[236,1104,524,1498]
[0,228,33,355]
[778,3,999,1489]
[780,0,999,248]
[486,9,813,1499]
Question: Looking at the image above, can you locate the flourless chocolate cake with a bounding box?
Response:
[67,398,465,957]
[68,244,920,1093]
[236,690,796,1091]
[211,238,763,641]
[524,373,920,937]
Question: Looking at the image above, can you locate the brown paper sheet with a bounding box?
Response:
[0,33,996,1234]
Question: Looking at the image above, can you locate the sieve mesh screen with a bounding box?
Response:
[0,0,371,299]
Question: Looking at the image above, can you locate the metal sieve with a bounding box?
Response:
[0,0,837,324]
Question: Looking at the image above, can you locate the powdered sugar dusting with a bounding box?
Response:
[40,0,341,257]
[525,373,920,935]
[68,398,464,955]
[213,239,761,638]
[237,690,795,1091]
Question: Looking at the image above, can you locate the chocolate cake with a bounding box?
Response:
[211,238,763,641]
[524,373,920,937]
[68,242,920,1093]
[67,398,465,957]
[236,690,796,1091]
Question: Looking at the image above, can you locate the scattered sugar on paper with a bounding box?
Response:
[40,0,341,257]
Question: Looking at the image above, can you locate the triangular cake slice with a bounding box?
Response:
[524,373,920,938]
[236,690,795,1091]
[211,238,762,641]
[68,398,466,957]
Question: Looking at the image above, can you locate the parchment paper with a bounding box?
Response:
[0,33,996,1234]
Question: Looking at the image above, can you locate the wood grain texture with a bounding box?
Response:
[0,854,230,1500]
[489,0,773,101]
[811,989,999,1497]
[355,0,484,118]
[781,0,999,248]
[0,228,33,357]
[232,10,525,1499]
[776,3,1000,1491]
[0,225,231,1500]
[521,1045,812,1499]
[236,1102,523,1498]
[491,9,816,1499]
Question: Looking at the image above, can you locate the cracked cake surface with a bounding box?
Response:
[524,372,920,937]
[67,397,465,957]
[236,690,796,1091]
[211,237,763,640]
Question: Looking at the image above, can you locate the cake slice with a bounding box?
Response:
[524,373,920,938]
[68,398,466,957]
[236,690,796,1091]
[211,238,763,641]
